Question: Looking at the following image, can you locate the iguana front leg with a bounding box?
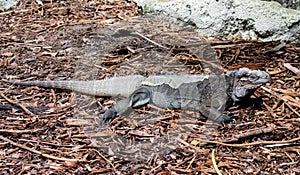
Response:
[99,87,152,125]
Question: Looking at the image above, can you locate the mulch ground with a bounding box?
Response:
[0,0,299,174]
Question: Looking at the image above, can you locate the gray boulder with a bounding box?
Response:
[135,0,300,41]
[0,0,18,9]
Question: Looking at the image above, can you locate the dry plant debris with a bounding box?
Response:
[0,0,300,174]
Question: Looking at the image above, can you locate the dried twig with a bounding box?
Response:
[176,138,204,152]
[134,32,169,50]
[186,155,196,170]
[93,149,116,172]
[261,86,300,117]
[283,63,300,76]
[197,136,300,147]
[0,129,42,133]
[212,149,222,175]
[263,41,286,53]
[0,91,35,116]
[226,126,274,142]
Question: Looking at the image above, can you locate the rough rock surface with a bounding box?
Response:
[135,0,300,41]
[0,0,18,9]
[263,0,300,9]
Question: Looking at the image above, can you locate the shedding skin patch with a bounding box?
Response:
[141,74,211,89]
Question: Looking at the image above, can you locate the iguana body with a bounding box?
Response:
[3,68,270,124]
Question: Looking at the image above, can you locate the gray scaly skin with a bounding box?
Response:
[3,68,270,125]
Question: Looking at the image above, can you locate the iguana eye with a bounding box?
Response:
[249,74,257,80]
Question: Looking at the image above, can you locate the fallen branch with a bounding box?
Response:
[224,126,274,142]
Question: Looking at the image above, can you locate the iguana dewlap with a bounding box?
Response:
[3,68,270,124]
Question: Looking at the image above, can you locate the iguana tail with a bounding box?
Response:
[2,75,145,97]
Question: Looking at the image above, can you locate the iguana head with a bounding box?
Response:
[227,68,270,102]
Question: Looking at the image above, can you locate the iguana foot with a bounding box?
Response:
[215,112,238,125]
[98,109,118,126]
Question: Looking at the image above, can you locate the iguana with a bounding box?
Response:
[2,68,270,125]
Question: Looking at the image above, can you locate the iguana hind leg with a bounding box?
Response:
[99,87,151,126]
